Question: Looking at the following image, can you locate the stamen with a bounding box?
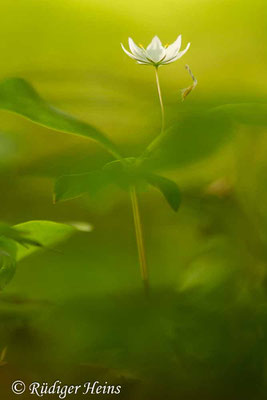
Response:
[139,43,144,49]
[164,44,169,48]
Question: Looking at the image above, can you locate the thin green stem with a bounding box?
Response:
[130,185,149,295]
[128,68,165,294]
[155,66,165,134]
[137,67,166,163]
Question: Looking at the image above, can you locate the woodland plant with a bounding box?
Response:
[120,35,192,292]
[0,34,195,295]
[0,34,264,294]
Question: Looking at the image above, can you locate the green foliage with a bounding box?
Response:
[1,78,266,230]
[211,103,267,126]
[141,109,234,170]
[14,221,77,261]
[0,78,121,159]
[2,77,266,214]
[55,158,181,211]
[0,222,41,247]
[140,103,267,171]
[0,236,17,290]
[146,173,181,211]
[54,170,112,203]
[0,1,266,398]
[0,220,78,289]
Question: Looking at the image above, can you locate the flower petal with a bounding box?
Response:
[162,42,190,64]
[146,35,165,63]
[137,61,150,65]
[176,42,191,59]
[128,38,148,61]
[164,35,182,61]
[121,43,151,64]
[121,43,135,58]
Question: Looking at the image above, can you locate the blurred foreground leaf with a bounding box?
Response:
[0,78,121,159]
[14,220,76,261]
[0,236,17,290]
[0,220,79,289]
[142,110,234,170]
[142,102,267,171]
[211,103,267,126]
[0,222,41,247]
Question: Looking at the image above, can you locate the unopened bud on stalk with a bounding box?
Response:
[181,64,197,101]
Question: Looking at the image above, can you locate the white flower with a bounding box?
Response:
[121,35,190,67]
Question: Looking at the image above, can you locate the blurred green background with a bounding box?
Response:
[0,0,267,398]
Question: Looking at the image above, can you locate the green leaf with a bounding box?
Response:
[13,221,77,261]
[141,109,233,171]
[103,158,147,190]
[211,103,267,126]
[54,158,148,203]
[0,78,121,159]
[146,174,181,212]
[0,222,41,247]
[0,220,82,289]
[0,237,17,290]
[54,170,112,203]
[142,103,267,171]
[0,223,13,236]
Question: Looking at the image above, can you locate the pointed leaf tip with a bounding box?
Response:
[146,174,181,212]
